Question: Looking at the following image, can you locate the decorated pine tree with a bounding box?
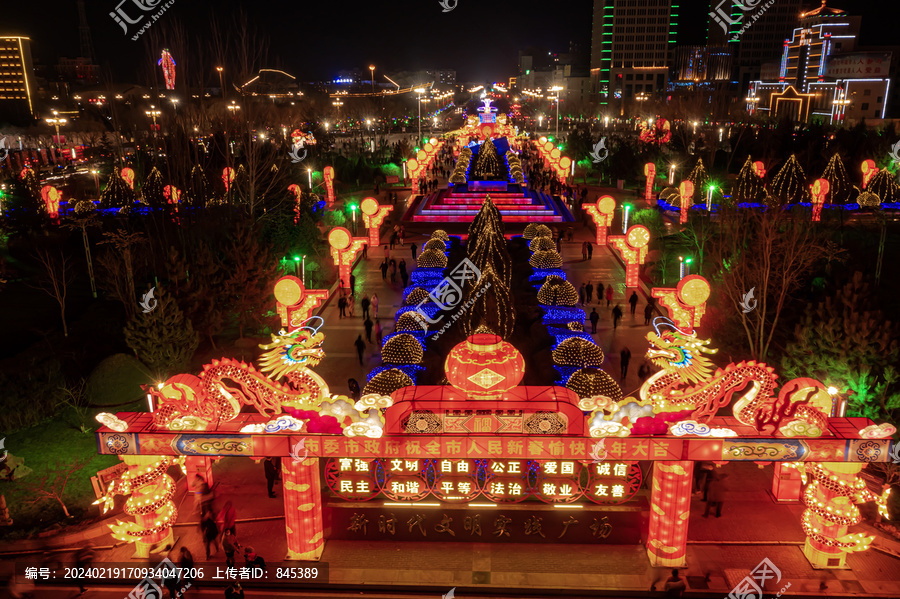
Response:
[821,153,857,205]
[471,138,503,180]
[732,156,765,205]
[686,158,710,202]
[189,165,214,207]
[468,197,511,287]
[867,170,899,205]
[782,272,900,420]
[769,155,811,206]
[124,285,200,380]
[141,167,166,208]
[99,171,136,209]
[463,267,514,340]
[233,164,250,204]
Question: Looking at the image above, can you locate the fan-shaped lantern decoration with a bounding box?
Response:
[444,334,526,399]
[533,224,553,238]
[364,369,414,396]
[404,287,430,306]
[382,333,424,365]
[529,236,556,252]
[417,249,448,268]
[523,223,541,239]
[553,338,605,368]
[529,250,563,269]
[424,238,446,252]
[431,229,450,242]
[537,276,578,306]
[566,368,623,401]
[396,311,428,333]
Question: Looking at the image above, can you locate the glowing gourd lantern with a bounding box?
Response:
[861,159,878,190]
[644,163,657,201]
[328,227,367,289]
[120,167,135,189]
[584,195,617,246]
[608,225,651,288]
[163,185,181,205]
[678,181,694,224]
[445,334,525,400]
[40,185,62,219]
[752,161,766,179]
[810,178,829,222]
[360,196,393,247]
[222,167,235,192]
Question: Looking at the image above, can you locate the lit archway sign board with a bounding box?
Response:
[585,461,642,505]
[483,459,529,503]
[325,457,384,501]
[534,459,585,504]
[430,458,480,502]
[382,458,433,501]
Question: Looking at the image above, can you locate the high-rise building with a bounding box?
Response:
[707,0,806,90]
[673,45,733,82]
[0,36,37,123]
[590,0,679,111]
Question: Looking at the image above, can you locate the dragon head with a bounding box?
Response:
[258,325,326,380]
[645,321,717,385]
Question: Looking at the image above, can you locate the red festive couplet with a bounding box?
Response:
[360,197,393,247]
[860,159,877,190]
[583,195,617,246]
[328,227,368,289]
[274,276,329,332]
[644,163,656,201]
[324,166,335,207]
[646,461,693,567]
[810,178,829,222]
[282,456,325,561]
[650,275,711,332]
[752,161,766,179]
[771,462,802,502]
[608,225,650,287]
[678,181,694,224]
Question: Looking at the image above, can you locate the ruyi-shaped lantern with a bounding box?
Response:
[583,195,617,246]
[810,178,829,222]
[324,166,335,206]
[860,159,878,190]
[752,161,766,179]
[608,225,650,287]
[328,227,368,289]
[360,196,393,247]
[651,275,711,332]
[222,167,235,192]
[274,275,329,333]
[40,185,62,220]
[678,181,694,224]
[164,185,181,207]
[120,167,135,190]
[644,163,656,201]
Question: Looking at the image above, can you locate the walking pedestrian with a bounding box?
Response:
[364,317,374,343]
[201,507,220,559]
[361,295,371,320]
[349,274,356,293]
[612,304,623,330]
[589,308,599,334]
[389,232,396,249]
[244,547,266,571]
[411,243,418,259]
[695,461,715,498]
[74,543,95,595]
[264,457,278,498]
[383,245,389,259]
[355,335,366,365]
[663,569,687,598]
[338,295,347,318]
[596,281,604,302]
[586,281,594,304]
[191,474,214,513]
[620,346,631,380]
[399,225,405,246]
[380,258,389,280]
[629,291,639,316]
[581,241,588,261]
[399,259,409,287]
[217,500,236,536]
[347,293,355,317]
[389,258,397,282]
[644,302,654,325]
[605,285,613,307]
[704,472,726,518]
[587,241,593,260]
[578,284,585,305]
[178,547,195,591]
[371,293,379,318]
[222,530,240,568]
[348,378,361,402]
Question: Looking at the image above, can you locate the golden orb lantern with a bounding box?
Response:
[444,334,525,399]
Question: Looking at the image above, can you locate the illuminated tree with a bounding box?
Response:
[463,267,514,340]
[769,154,811,206]
[124,286,200,380]
[782,271,900,421]
[188,165,214,207]
[468,197,511,287]
[685,158,709,202]
[99,172,135,210]
[470,138,504,180]
[821,153,857,205]
[731,156,765,205]
[141,167,166,208]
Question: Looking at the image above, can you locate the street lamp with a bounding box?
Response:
[170,98,179,110]
[226,101,240,117]
[216,66,225,98]
[718,127,724,142]
[538,115,544,130]
[669,164,676,185]
[145,105,161,136]
[350,203,358,234]
[706,184,715,209]
[45,111,68,148]
[550,86,562,137]
[307,168,313,190]
[692,121,698,134]
[369,65,375,92]
[414,87,426,141]
[604,115,609,128]
[90,168,100,196]
[623,203,632,233]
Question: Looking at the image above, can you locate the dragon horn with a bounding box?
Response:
[651,316,692,336]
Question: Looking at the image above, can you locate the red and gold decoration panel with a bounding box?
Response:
[360,197,393,247]
[646,460,692,567]
[328,227,368,289]
[584,196,617,246]
[273,276,329,333]
[608,226,650,287]
[482,459,529,503]
[533,459,585,504]
[651,275,711,332]
[380,458,433,502]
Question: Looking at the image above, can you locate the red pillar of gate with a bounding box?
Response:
[771,462,801,502]
[647,460,693,567]
[282,456,325,561]
[122,455,175,558]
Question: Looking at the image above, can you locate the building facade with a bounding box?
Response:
[0,36,37,124]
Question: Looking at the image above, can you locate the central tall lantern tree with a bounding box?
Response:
[463,198,515,339]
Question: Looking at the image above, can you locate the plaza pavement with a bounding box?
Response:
[6,185,900,598]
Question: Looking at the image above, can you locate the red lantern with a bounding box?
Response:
[444,334,525,399]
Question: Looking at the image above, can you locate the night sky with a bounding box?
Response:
[4,0,893,84]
